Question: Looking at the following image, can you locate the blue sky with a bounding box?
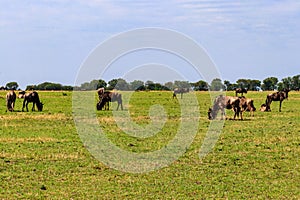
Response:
[0,0,299,89]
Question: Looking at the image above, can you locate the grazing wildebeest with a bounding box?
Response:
[208,95,242,120]
[97,91,123,111]
[18,91,26,98]
[173,88,189,99]
[265,88,289,112]
[22,91,43,112]
[6,90,16,112]
[97,87,105,100]
[235,88,247,96]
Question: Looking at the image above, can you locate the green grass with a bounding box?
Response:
[0,90,299,199]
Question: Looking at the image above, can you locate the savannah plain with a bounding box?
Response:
[0,90,299,199]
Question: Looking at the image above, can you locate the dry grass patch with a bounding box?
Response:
[0,137,63,143]
[0,113,70,120]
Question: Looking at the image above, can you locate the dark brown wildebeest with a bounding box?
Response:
[235,88,247,96]
[173,88,189,99]
[264,88,289,112]
[6,90,16,112]
[208,95,242,120]
[22,91,43,112]
[18,90,26,98]
[96,91,123,111]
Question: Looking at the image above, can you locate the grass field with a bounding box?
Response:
[0,90,299,199]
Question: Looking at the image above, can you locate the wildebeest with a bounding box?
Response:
[6,90,16,112]
[18,91,26,98]
[173,88,189,99]
[96,91,123,111]
[208,95,242,120]
[264,89,289,112]
[97,87,105,100]
[208,95,256,120]
[22,91,43,112]
[260,103,269,112]
[235,88,247,96]
[239,96,256,117]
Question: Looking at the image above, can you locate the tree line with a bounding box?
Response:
[1,74,299,91]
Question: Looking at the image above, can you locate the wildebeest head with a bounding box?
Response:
[260,103,269,112]
[282,88,290,100]
[37,102,44,111]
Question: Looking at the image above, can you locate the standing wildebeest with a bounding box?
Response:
[173,88,189,99]
[239,96,256,117]
[6,90,16,112]
[264,89,289,112]
[22,91,43,112]
[235,88,247,96]
[97,91,123,111]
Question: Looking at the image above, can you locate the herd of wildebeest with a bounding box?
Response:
[4,88,290,120]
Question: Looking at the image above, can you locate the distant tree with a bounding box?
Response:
[248,79,261,91]
[145,80,155,90]
[6,82,19,90]
[164,81,175,90]
[115,78,129,90]
[210,78,224,91]
[192,80,209,91]
[62,85,73,91]
[281,77,292,89]
[174,80,190,89]
[26,85,37,90]
[130,80,144,91]
[261,77,278,91]
[291,75,300,90]
[107,79,118,90]
[277,82,284,91]
[223,80,236,91]
[236,79,249,89]
[97,79,107,89]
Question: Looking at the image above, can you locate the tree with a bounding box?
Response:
[261,77,278,91]
[164,82,175,90]
[210,78,224,91]
[192,80,209,91]
[281,77,292,89]
[291,75,300,90]
[107,79,118,90]
[115,78,129,90]
[248,79,261,91]
[174,80,190,89]
[236,79,249,88]
[97,79,107,89]
[130,80,145,91]
[223,80,237,91]
[6,82,19,90]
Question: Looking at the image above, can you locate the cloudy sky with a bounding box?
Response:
[1,0,299,89]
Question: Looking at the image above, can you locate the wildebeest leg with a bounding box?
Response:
[26,102,29,112]
[22,100,26,112]
[279,100,282,112]
[180,92,183,99]
[172,93,176,98]
[32,102,36,111]
[106,101,109,110]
